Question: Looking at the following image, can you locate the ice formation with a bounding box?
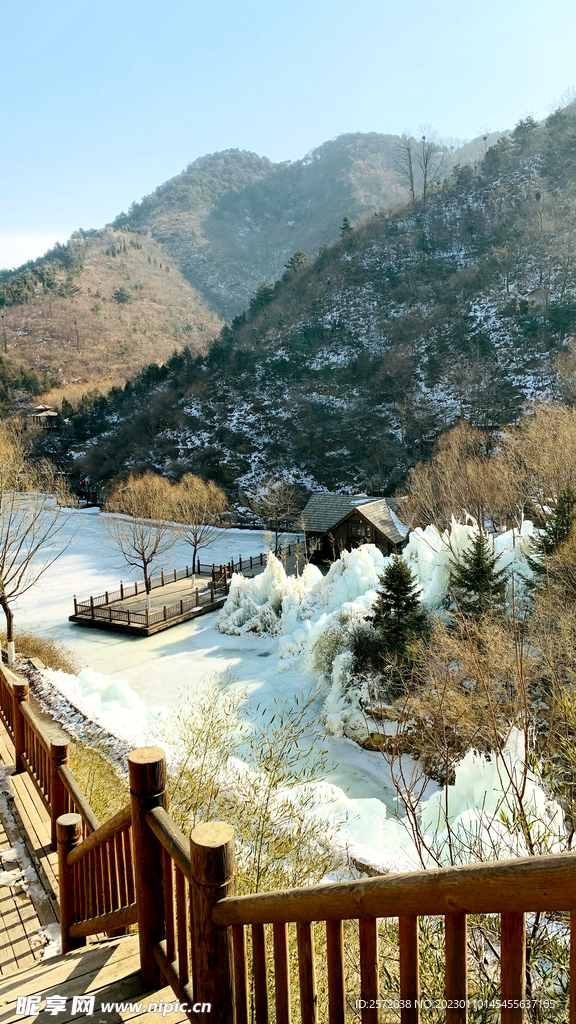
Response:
[40,667,168,747]
[217,520,538,741]
[298,728,564,869]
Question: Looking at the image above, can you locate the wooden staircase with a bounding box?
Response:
[0,934,190,1023]
[0,697,188,1022]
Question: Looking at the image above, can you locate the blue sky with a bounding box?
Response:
[1,0,575,269]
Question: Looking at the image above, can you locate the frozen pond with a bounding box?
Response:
[14,507,401,867]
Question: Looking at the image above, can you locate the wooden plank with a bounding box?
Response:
[325,919,345,1024]
[445,913,467,1023]
[399,915,419,1024]
[252,922,269,1024]
[273,922,291,1024]
[232,924,249,1024]
[0,936,141,1007]
[501,912,526,1024]
[359,918,379,1024]
[69,902,137,938]
[0,770,58,926]
[297,920,318,1024]
[11,769,56,877]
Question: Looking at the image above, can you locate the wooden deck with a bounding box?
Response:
[0,719,189,1021]
[0,724,60,977]
[0,934,190,1022]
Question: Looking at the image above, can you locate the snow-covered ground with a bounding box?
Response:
[11,507,561,874]
[13,508,402,871]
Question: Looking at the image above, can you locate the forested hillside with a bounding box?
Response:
[113,132,498,318]
[53,106,576,496]
[0,229,222,399]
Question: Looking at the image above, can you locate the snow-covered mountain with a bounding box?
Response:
[50,108,576,493]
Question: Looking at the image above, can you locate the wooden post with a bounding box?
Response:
[250,556,253,569]
[197,557,200,574]
[190,822,235,1023]
[73,596,78,615]
[186,565,189,578]
[127,610,131,626]
[173,569,177,582]
[120,582,124,599]
[12,681,28,773]
[212,564,215,583]
[161,569,165,586]
[57,813,86,954]
[163,606,167,621]
[196,588,199,607]
[210,587,214,603]
[180,600,184,615]
[105,591,109,605]
[129,747,167,988]
[50,741,69,849]
[90,596,94,618]
[239,555,242,571]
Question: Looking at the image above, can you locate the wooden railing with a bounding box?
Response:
[54,747,576,1024]
[73,552,270,617]
[3,681,574,1022]
[0,664,99,846]
[74,581,230,628]
[58,804,136,950]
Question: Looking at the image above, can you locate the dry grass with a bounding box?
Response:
[68,740,129,822]
[4,630,81,674]
[2,227,222,396]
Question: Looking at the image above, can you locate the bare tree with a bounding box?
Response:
[173,474,227,583]
[105,472,177,607]
[249,478,302,555]
[417,124,446,209]
[0,428,75,664]
[394,132,417,206]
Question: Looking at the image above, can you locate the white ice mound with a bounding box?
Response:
[40,667,169,746]
[403,516,537,607]
[418,728,565,862]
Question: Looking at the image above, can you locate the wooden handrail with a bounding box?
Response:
[145,805,192,881]
[69,903,138,938]
[20,701,51,753]
[67,803,131,865]
[211,851,576,927]
[58,765,100,833]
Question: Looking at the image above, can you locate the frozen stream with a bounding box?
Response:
[14,508,401,869]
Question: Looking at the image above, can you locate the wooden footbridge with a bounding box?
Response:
[1,663,576,1021]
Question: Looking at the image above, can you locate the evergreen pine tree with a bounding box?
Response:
[340,216,352,236]
[525,483,576,591]
[284,251,307,274]
[370,554,429,656]
[449,533,509,616]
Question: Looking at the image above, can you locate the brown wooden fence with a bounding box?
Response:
[3,670,576,1024]
[57,748,576,1024]
[74,553,270,617]
[0,665,99,845]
